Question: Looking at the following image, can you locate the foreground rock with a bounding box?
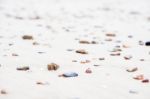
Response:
[47,63,59,71]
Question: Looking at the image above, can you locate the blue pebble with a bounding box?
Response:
[63,72,78,77]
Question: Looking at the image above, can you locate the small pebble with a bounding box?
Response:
[22,35,33,40]
[12,53,19,56]
[1,90,7,94]
[76,49,88,54]
[142,79,149,83]
[94,64,100,67]
[47,63,59,71]
[80,60,90,64]
[122,44,130,48]
[17,66,30,71]
[145,41,150,46]
[33,42,40,45]
[60,72,78,77]
[129,90,138,94]
[72,60,77,62]
[124,55,132,60]
[126,67,138,72]
[36,81,49,85]
[99,57,105,60]
[139,41,144,45]
[133,74,144,80]
[110,53,121,56]
[79,40,90,44]
[85,68,92,74]
[106,33,116,37]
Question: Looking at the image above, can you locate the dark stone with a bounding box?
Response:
[145,41,150,46]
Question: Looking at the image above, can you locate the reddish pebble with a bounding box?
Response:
[142,79,149,83]
[85,68,92,74]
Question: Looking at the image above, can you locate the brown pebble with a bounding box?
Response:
[142,79,149,83]
[22,35,33,40]
[36,81,49,85]
[133,74,144,80]
[85,68,92,74]
[36,81,44,85]
[79,40,90,44]
[17,66,30,71]
[91,41,98,44]
[126,67,138,72]
[76,49,88,54]
[47,63,59,71]
[124,55,132,60]
[1,90,7,94]
[110,53,121,56]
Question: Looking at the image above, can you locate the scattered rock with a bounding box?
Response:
[79,40,90,44]
[105,38,113,41]
[110,53,121,56]
[1,89,7,94]
[145,41,150,46]
[128,35,133,38]
[110,48,122,52]
[29,16,41,20]
[126,67,138,72]
[15,16,24,20]
[22,35,33,40]
[80,60,90,64]
[12,53,19,56]
[36,81,49,85]
[79,40,98,44]
[59,72,78,77]
[122,44,130,48]
[67,49,74,51]
[47,63,59,71]
[140,59,145,61]
[106,33,116,37]
[142,79,149,83]
[37,52,46,54]
[93,64,101,67]
[33,41,40,45]
[124,55,132,60]
[91,41,98,44]
[139,40,144,46]
[76,49,88,54]
[133,74,144,80]
[17,66,30,71]
[85,68,92,74]
[99,57,105,60]
[129,90,138,94]
[72,60,77,62]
